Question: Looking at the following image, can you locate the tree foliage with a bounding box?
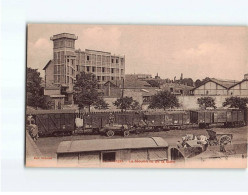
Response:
[197,97,216,109]
[113,96,139,111]
[195,79,202,87]
[26,67,46,109]
[223,97,248,110]
[181,78,194,86]
[148,91,180,110]
[94,98,109,110]
[73,72,107,112]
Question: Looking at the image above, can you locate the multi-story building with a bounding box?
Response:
[75,49,125,89]
[43,33,125,104]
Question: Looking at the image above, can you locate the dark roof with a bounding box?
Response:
[57,137,168,153]
[43,60,53,70]
[124,75,151,89]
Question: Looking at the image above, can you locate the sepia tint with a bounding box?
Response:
[26,24,248,168]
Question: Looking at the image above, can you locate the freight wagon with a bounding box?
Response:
[190,109,245,128]
[141,111,191,131]
[26,109,76,136]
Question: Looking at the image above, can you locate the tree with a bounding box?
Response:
[73,72,104,112]
[130,100,141,110]
[26,67,46,109]
[197,97,216,109]
[195,79,202,87]
[181,78,194,86]
[113,96,137,111]
[148,91,180,110]
[94,98,109,110]
[223,97,248,110]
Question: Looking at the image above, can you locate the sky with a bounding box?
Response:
[27,24,248,81]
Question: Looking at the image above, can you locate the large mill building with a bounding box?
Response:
[43,33,125,105]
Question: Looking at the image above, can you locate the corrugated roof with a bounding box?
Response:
[57,137,168,153]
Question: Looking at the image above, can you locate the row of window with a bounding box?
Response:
[82,66,124,74]
[54,75,74,84]
[54,65,75,76]
[79,54,124,65]
[96,76,124,82]
[54,40,75,49]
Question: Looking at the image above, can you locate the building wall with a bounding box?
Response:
[123,89,143,104]
[193,81,228,95]
[45,62,54,87]
[228,80,248,96]
[178,95,248,110]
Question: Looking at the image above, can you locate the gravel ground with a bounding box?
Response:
[35,126,247,159]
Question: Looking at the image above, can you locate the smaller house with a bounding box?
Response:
[43,83,65,110]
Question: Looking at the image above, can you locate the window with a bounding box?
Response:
[111,77,114,81]
[170,88,173,92]
[102,67,105,72]
[67,59,69,63]
[87,56,90,61]
[206,90,209,95]
[92,67,95,72]
[111,68,114,73]
[76,65,79,71]
[116,59,119,63]
[102,152,116,162]
[97,76,101,81]
[111,59,114,63]
[87,66,90,72]
[102,76,105,81]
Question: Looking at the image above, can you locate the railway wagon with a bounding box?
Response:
[81,111,142,132]
[143,111,191,130]
[190,109,245,128]
[224,109,244,127]
[164,111,191,129]
[26,109,76,136]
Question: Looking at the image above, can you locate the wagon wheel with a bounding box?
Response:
[123,130,130,137]
[106,130,114,137]
[219,135,232,145]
